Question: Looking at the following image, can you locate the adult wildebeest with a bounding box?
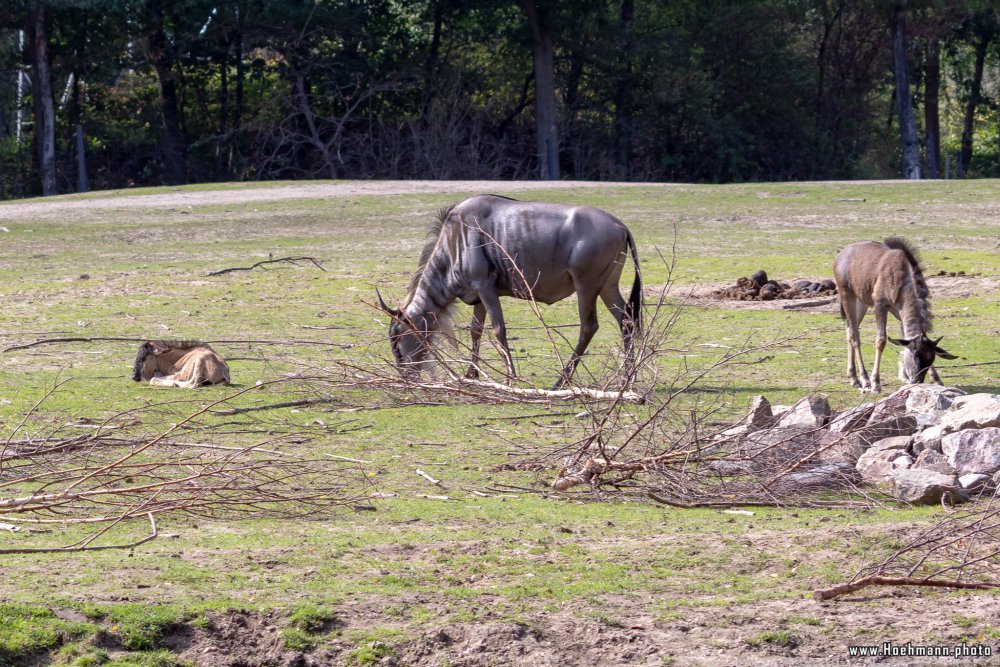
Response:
[376,195,642,389]
[132,341,231,389]
[833,237,955,393]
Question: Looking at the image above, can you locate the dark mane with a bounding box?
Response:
[884,236,932,332]
[147,339,210,351]
[405,204,455,299]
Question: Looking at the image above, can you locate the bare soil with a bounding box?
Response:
[0,180,652,221]
[153,592,1000,666]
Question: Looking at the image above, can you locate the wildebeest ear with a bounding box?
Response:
[888,337,912,347]
[935,346,958,360]
[374,287,401,318]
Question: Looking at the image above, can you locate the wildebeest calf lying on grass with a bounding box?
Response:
[132,340,231,388]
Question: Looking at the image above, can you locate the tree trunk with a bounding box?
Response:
[422,0,444,115]
[28,2,57,196]
[959,33,989,176]
[891,3,920,179]
[613,0,635,179]
[521,0,560,180]
[923,38,941,179]
[146,0,187,184]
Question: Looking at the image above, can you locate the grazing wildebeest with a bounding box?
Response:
[132,341,231,388]
[833,237,955,393]
[376,194,642,388]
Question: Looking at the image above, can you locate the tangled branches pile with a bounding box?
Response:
[0,382,368,553]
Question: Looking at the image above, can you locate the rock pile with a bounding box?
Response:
[722,385,1000,504]
[713,269,837,301]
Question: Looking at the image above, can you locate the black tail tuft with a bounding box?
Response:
[625,231,643,334]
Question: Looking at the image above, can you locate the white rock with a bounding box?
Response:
[941,427,1000,475]
[905,384,965,415]
[857,448,911,484]
[938,394,1000,435]
[775,395,831,428]
[958,473,990,491]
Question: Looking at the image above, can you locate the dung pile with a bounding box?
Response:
[713,270,837,301]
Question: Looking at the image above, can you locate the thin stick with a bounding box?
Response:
[812,575,1000,601]
[2,337,346,353]
[415,468,442,485]
[206,256,326,276]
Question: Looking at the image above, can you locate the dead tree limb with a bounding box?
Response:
[0,513,159,554]
[206,256,326,276]
[2,337,347,353]
[812,575,1000,601]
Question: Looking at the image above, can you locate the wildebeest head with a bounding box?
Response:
[132,341,158,381]
[376,288,433,380]
[890,335,957,383]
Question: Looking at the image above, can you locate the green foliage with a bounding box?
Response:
[80,605,184,652]
[3,0,999,193]
[0,604,95,664]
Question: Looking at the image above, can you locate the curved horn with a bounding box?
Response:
[374,287,400,317]
[932,336,944,346]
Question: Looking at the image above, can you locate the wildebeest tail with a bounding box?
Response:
[625,230,643,334]
[884,236,932,330]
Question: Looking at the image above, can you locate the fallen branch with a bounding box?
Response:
[781,298,836,309]
[212,397,332,415]
[0,513,159,554]
[812,575,1000,601]
[455,378,643,403]
[415,468,442,486]
[206,256,326,276]
[3,336,347,353]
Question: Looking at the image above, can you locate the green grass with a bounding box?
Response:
[1,179,998,665]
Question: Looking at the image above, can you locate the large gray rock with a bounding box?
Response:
[857,448,913,484]
[816,419,917,467]
[776,395,832,428]
[905,384,965,415]
[828,403,875,434]
[868,435,913,453]
[889,468,966,505]
[913,449,955,476]
[937,394,1000,435]
[774,463,859,492]
[941,427,1000,475]
[868,385,914,424]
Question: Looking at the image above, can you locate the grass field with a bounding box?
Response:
[1,179,998,666]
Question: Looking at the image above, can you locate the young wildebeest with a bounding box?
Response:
[132,341,231,389]
[376,194,642,389]
[833,237,956,393]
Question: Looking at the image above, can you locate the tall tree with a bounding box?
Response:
[521,0,559,180]
[891,3,921,179]
[144,0,186,184]
[958,10,996,176]
[27,1,56,195]
[613,0,635,179]
[923,36,941,178]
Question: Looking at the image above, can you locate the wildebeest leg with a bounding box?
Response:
[928,366,943,385]
[477,285,515,384]
[870,304,889,393]
[554,291,601,390]
[465,302,488,379]
[840,294,869,390]
[600,286,634,382]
